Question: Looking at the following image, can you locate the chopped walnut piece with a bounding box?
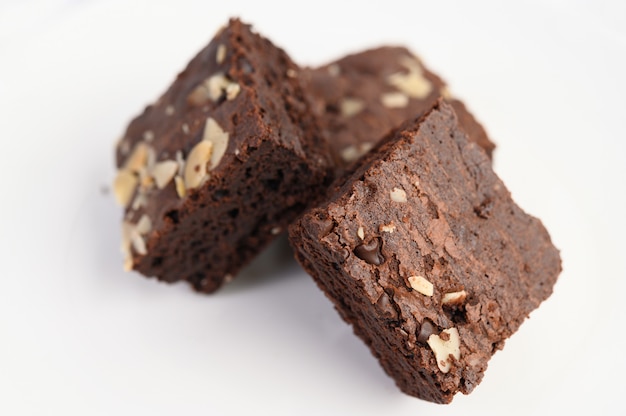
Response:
[113,171,138,207]
[379,223,396,233]
[442,290,467,305]
[174,176,186,198]
[151,160,179,189]
[340,98,365,117]
[135,214,152,235]
[188,73,241,105]
[340,143,373,163]
[124,142,150,173]
[225,82,241,100]
[381,92,409,108]
[131,192,147,210]
[203,117,229,169]
[427,328,461,373]
[184,140,214,189]
[387,56,432,99]
[216,44,226,64]
[390,187,407,203]
[408,275,433,296]
[130,232,147,255]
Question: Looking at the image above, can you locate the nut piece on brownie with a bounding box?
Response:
[288,99,561,403]
[302,47,495,168]
[113,19,334,293]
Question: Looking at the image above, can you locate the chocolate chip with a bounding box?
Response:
[376,291,398,319]
[354,238,384,265]
[377,291,391,308]
[417,318,436,344]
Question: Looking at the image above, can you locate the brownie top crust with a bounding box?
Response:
[303,46,495,168]
[290,100,561,402]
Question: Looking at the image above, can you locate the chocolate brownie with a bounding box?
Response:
[288,100,561,403]
[113,19,333,293]
[303,47,495,168]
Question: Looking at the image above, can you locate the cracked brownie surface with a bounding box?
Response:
[288,99,561,403]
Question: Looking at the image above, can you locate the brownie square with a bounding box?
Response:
[113,19,333,293]
[303,46,495,168]
[288,99,561,403]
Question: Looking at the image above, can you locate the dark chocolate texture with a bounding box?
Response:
[303,47,495,169]
[289,100,561,403]
[113,19,333,293]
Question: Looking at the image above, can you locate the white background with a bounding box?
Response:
[1,1,625,415]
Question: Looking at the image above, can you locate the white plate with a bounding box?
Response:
[1,1,625,415]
